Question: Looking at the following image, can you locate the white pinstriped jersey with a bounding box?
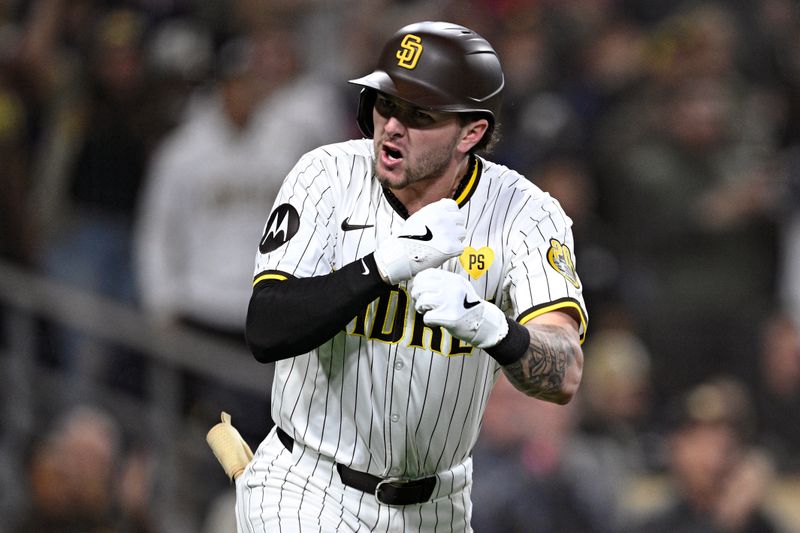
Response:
[252,138,587,480]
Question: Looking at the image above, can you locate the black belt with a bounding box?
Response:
[276,427,436,506]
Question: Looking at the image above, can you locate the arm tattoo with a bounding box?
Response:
[502,324,577,401]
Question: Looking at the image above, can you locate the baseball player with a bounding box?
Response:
[237,21,587,532]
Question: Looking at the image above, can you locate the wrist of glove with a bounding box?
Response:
[410,269,508,349]
[374,198,466,284]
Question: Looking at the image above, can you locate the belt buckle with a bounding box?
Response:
[375,478,405,505]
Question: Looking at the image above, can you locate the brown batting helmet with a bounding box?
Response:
[348,21,504,142]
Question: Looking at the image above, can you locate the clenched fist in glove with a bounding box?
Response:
[411,269,508,349]
[374,198,466,284]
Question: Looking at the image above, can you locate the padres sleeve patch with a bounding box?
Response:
[547,239,580,288]
[259,203,299,254]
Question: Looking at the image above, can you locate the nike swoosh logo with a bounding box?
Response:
[399,226,433,241]
[463,297,481,309]
[341,217,374,231]
[361,259,370,276]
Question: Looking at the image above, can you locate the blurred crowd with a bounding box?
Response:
[15,405,157,533]
[2,0,800,532]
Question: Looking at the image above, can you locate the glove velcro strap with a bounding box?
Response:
[485,319,530,366]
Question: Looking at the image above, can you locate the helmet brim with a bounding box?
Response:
[349,71,498,116]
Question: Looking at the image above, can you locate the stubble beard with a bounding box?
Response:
[374,134,460,190]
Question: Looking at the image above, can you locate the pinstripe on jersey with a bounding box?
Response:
[252,138,587,480]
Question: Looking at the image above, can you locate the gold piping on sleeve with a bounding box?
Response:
[253,273,288,287]
[518,300,588,344]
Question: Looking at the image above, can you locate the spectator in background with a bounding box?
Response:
[753,311,800,473]
[577,329,653,453]
[531,157,625,329]
[627,377,782,533]
[755,0,800,147]
[12,405,157,533]
[488,12,577,172]
[562,14,646,153]
[144,17,214,139]
[134,25,347,438]
[0,77,34,266]
[38,7,166,305]
[570,327,658,531]
[472,374,616,533]
[772,7,800,412]
[596,2,783,405]
[20,5,171,392]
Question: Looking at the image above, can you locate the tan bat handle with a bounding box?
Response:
[206,412,254,481]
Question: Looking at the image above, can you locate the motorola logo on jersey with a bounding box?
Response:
[259,203,300,254]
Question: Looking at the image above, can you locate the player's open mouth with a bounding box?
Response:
[382,144,403,161]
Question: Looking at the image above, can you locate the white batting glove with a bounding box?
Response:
[410,269,508,349]
[374,199,466,284]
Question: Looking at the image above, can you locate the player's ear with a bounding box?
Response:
[457,118,489,154]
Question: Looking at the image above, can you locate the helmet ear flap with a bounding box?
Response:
[356,88,377,137]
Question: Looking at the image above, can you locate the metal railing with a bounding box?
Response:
[0,258,273,533]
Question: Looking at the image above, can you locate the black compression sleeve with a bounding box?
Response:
[485,318,530,366]
[245,253,390,363]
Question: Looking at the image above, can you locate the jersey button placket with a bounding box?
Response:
[391,362,404,422]
[386,351,409,477]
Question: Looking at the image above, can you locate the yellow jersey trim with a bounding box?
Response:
[518,298,588,344]
[453,157,480,206]
[253,272,289,287]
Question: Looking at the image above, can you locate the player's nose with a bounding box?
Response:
[383,115,407,136]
